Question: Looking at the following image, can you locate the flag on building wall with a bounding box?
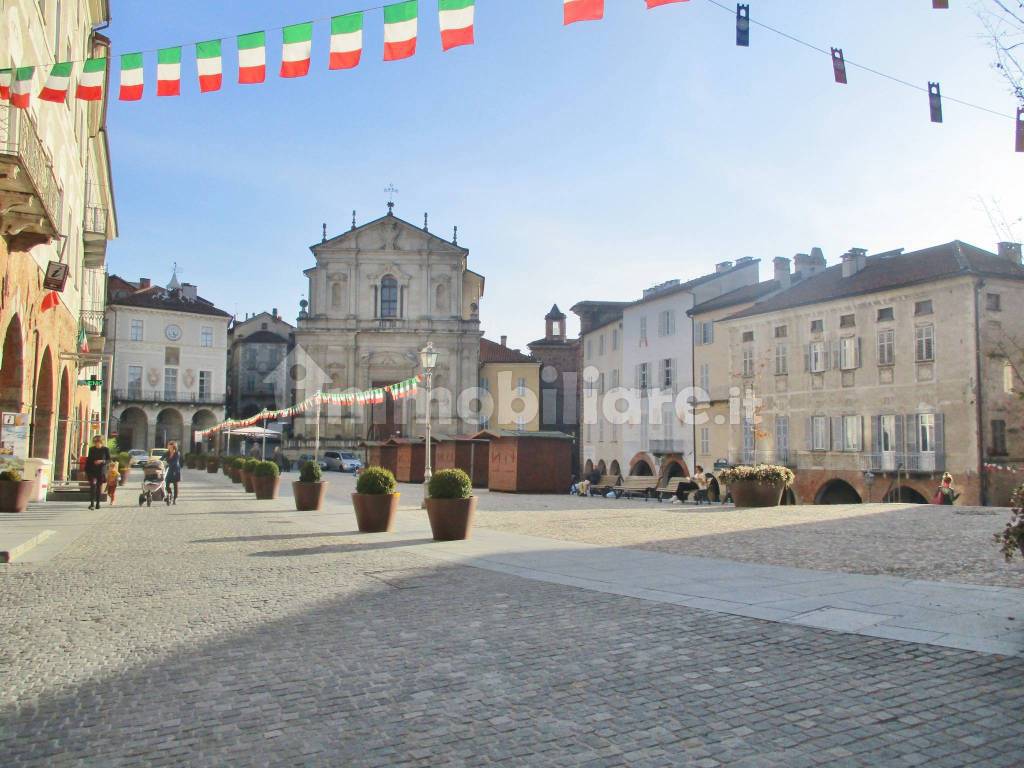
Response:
[157,46,182,96]
[383,1,418,61]
[196,40,223,92]
[439,0,475,51]
[281,22,314,77]
[40,291,60,312]
[39,62,73,103]
[564,0,603,25]
[0,69,10,101]
[330,12,363,69]
[76,57,106,101]
[238,31,267,83]
[11,67,35,109]
[119,53,144,101]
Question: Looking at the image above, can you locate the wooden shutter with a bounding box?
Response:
[831,416,843,451]
[804,344,811,372]
[895,415,905,461]
[871,415,882,454]
[934,413,945,471]
[905,414,919,455]
[805,417,814,451]
[855,416,864,452]
[855,337,862,369]
[830,340,839,370]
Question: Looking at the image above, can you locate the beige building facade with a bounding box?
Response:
[478,337,541,433]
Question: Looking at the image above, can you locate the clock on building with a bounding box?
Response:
[165,324,183,341]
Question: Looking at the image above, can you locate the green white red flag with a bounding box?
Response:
[281,22,313,78]
[330,13,363,70]
[196,40,222,93]
[11,67,34,109]
[76,58,106,101]
[0,69,10,101]
[39,62,72,103]
[157,46,182,96]
[77,326,90,354]
[439,0,474,51]
[384,1,418,61]
[564,0,603,24]
[237,31,266,84]
[119,53,144,101]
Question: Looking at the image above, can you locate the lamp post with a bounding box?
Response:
[419,342,438,494]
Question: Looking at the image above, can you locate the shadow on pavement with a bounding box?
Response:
[250,538,436,557]
[193,531,366,544]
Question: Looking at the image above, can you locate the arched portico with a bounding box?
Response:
[155,408,185,448]
[0,315,24,413]
[609,460,622,478]
[31,347,54,459]
[628,452,656,476]
[118,407,149,452]
[815,479,862,505]
[54,368,71,479]
[191,409,218,451]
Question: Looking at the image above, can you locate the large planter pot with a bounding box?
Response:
[729,479,785,508]
[351,492,400,533]
[118,468,130,486]
[230,467,243,484]
[293,481,328,511]
[425,497,478,541]
[206,463,219,474]
[240,469,255,493]
[0,480,34,513]
[252,475,280,500]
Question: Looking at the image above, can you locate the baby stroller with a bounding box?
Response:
[138,459,169,507]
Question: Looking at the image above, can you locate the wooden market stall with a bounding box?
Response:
[362,440,398,476]
[434,435,489,488]
[389,437,438,484]
[471,429,574,494]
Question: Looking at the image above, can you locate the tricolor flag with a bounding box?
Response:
[647,0,689,7]
[329,12,363,70]
[76,57,106,101]
[281,22,313,78]
[564,0,603,24]
[40,291,60,313]
[77,326,90,354]
[237,31,266,84]
[119,53,144,101]
[439,0,474,51]
[39,62,73,103]
[11,67,34,109]
[383,1,418,61]
[0,68,10,101]
[196,40,223,93]
[157,46,182,96]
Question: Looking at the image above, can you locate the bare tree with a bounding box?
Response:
[977,0,1024,105]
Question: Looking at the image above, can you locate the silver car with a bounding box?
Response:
[323,451,363,472]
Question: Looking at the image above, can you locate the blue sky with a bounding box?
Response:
[104,1,1021,349]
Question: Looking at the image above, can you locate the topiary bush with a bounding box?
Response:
[719,464,795,487]
[243,458,259,473]
[206,456,220,468]
[0,468,23,482]
[116,452,131,470]
[994,484,1024,562]
[427,468,472,499]
[299,460,322,483]
[252,460,280,478]
[356,466,397,495]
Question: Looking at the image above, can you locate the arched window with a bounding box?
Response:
[331,282,342,308]
[380,276,398,318]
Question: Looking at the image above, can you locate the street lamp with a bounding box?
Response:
[419,342,438,491]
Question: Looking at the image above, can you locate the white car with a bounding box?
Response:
[323,451,363,473]
[128,449,149,468]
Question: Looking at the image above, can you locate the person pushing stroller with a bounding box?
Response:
[138,458,170,507]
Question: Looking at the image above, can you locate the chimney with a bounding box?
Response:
[181,282,198,301]
[794,248,827,277]
[773,256,791,288]
[500,335,508,347]
[841,248,867,278]
[715,260,733,274]
[272,307,278,318]
[810,247,827,270]
[139,277,150,289]
[998,242,1022,264]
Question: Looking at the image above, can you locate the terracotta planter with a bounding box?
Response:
[293,481,328,511]
[241,469,255,493]
[118,468,130,486]
[425,496,478,541]
[230,467,243,484]
[351,492,400,533]
[0,480,34,513]
[206,463,219,473]
[729,479,785,508]
[252,474,280,500]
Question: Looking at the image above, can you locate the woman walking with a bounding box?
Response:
[165,441,183,504]
[85,434,110,510]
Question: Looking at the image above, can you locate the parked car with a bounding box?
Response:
[151,448,168,462]
[128,449,149,468]
[297,453,328,472]
[323,451,363,472]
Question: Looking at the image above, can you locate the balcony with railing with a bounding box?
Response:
[80,307,106,354]
[83,184,110,267]
[649,439,691,455]
[865,452,942,474]
[727,449,794,467]
[0,106,63,249]
[114,388,226,406]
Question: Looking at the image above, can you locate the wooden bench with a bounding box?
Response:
[613,476,657,500]
[589,475,620,495]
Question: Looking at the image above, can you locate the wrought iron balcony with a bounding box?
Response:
[727,450,793,467]
[864,452,942,474]
[0,106,63,249]
[83,192,109,268]
[648,439,692,455]
[80,308,106,353]
[114,388,226,406]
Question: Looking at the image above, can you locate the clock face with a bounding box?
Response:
[165,324,182,341]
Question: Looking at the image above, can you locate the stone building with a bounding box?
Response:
[227,310,293,418]
[0,1,117,481]
[479,337,541,432]
[106,274,230,451]
[719,241,1024,506]
[527,305,581,466]
[290,208,484,447]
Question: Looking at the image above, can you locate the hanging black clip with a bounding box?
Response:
[736,4,750,47]
[831,47,847,85]
[928,82,943,123]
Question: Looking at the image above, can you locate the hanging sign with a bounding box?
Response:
[43,261,69,291]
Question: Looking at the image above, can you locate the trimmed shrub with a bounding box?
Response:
[356,466,397,495]
[719,464,795,487]
[0,468,23,482]
[243,458,259,473]
[994,483,1024,562]
[427,468,472,499]
[206,456,220,468]
[252,460,280,478]
[299,460,323,483]
[116,452,131,470]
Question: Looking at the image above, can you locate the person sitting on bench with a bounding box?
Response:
[674,476,699,503]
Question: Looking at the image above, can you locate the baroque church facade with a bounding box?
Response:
[290,208,484,445]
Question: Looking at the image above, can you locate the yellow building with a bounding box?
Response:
[479,337,541,432]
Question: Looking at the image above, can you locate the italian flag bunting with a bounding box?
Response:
[439,0,474,51]
[77,326,90,354]
[39,62,72,103]
[157,46,182,96]
[564,0,603,25]
[281,22,313,78]
[119,53,144,101]
[76,58,106,101]
[237,31,266,84]
[196,40,222,93]
[330,12,363,70]
[11,67,34,109]
[383,1,418,62]
[0,69,10,101]
[647,0,689,7]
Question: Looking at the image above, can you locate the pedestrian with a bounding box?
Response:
[106,461,120,505]
[165,441,183,504]
[932,472,959,505]
[693,466,709,505]
[85,434,110,510]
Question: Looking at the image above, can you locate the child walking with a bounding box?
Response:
[106,462,120,505]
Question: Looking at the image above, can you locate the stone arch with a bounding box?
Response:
[659,457,690,482]
[596,459,607,475]
[609,460,622,478]
[155,408,184,448]
[191,409,218,452]
[815,479,862,505]
[883,486,928,504]
[628,452,655,476]
[31,347,55,459]
[584,459,594,475]
[118,407,148,451]
[53,367,71,480]
[0,314,25,413]
[435,281,449,313]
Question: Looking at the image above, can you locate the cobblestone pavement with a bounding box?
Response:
[3,472,1024,766]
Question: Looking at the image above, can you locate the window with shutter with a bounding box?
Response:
[831,416,843,451]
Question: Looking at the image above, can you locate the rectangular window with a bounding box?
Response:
[612,329,619,351]
[840,314,856,328]
[127,365,143,397]
[991,419,1007,455]
[842,415,862,452]
[986,293,1001,312]
[699,427,710,456]
[697,320,714,345]
[742,330,754,343]
[919,413,935,453]
[914,300,933,316]
[130,319,143,341]
[658,310,676,337]
[201,326,213,347]
[597,372,605,395]
[877,307,894,322]
[1006,361,1017,394]
[877,329,895,365]
[639,317,648,345]
[516,377,527,395]
[812,415,829,451]
[586,339,593,359]
[698,363,710,392]
[810,319,824,334]
[164,368,178,399]
[774,344,788,375]
[611,368,620,388]
[742,347,754,377]
[809,341,827,373]
[915,325,935,362]
[637,363,650,392]
[199,370,212,401]
[775,416,789,463]
[742,418,755,463]
[774,325,788,339]
[661,358,674,389]
[598,334,605,355]
[380,279,398,318]
[839,336,859,370]
[165,347,180,366]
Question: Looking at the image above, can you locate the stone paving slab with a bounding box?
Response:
[0,503,115,564]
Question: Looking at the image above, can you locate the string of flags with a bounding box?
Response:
[201,375,424,437]
[983,463,1020,474]
[1,1,1019,151]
